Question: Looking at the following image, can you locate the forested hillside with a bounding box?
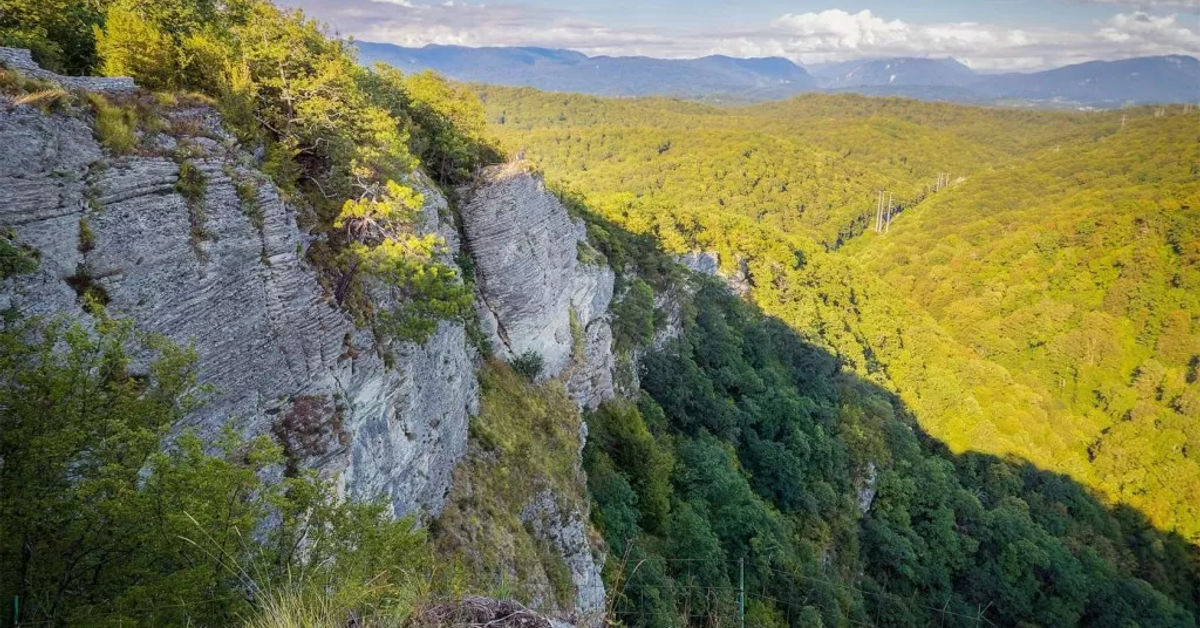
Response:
[479,85,1200,600]
[3,0,1199,625]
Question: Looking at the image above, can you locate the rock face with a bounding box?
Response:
[521,491,606,627]
[856,461,878,514]
[457,165,611,625]
[0,87,475,519]
[460,163,617,409]
[2,53,611,623]
[0,47,136,93]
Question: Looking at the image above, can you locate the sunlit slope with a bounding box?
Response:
[480,86,1200,541]
[480,88,1123,248]
[844,112,1200,537]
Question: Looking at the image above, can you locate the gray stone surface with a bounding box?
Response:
[522,491,607,628]
[0,47,136,93]
[0,92,476,519]
[459,164,616,409]
[676,250,720,276]
[856,461,879,514]
[1,51,612,622]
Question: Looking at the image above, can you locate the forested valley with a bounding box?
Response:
[480,86,1200,624]
[0,0,1197,626]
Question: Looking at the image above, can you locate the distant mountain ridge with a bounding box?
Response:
[354,42,817,99]
[355,41,1199,107]
[808,57,978,88]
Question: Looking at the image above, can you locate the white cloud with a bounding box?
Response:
[1099,11,1200,51]
[772,9,909,49]
[1076,0,1200,7]
[280,1,1200,71]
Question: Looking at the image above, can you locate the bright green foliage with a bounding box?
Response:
[362,235,473,343]
[92,0,177,90]
[335,179,424,233]
[844,114,1200,539]
[0,315,446,626]
[483,87,1200,545]
[87,92,136,154]
[0,0,108,73]
[337,181,472,343]
[402,70,501,183]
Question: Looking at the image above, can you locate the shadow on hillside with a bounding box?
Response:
[570,204,1200,625]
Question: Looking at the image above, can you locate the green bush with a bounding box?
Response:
[0,0,106,74]
[0,314,448,626]
[511,350,544,380]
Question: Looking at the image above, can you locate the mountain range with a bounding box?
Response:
[355,41,1200,107]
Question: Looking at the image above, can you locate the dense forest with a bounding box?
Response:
[2,0,1199,626]
[478,85,1200,547]
[580,225,1199,626]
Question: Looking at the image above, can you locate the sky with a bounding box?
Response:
[278,0,1200,71]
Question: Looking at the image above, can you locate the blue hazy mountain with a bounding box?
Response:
[808,57,978,88]
[973,55,1200,106]
[354,42,817,99]
[354,41,1199,107]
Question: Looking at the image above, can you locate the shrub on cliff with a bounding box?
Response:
[0,314,443,626]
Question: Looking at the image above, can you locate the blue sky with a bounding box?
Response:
[280,0,1200,70]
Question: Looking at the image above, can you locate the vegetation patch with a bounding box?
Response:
[0,227,39,279]
[436,362,587,614]
[65,262,109,311]
[87,93,137,155]
[511,350,544,380]
[77,216,95,253]
[174,158,212,257]
[0,313,456,627]
[13,87,71,112]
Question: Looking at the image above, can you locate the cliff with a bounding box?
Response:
[0,50,610,625]
[460,163,616,410]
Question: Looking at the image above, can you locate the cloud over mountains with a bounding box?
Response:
[282,0,1200,71]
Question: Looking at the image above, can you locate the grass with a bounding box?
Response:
[229,167,265,231]
[13,88,71,112]
[175,159,212,257]
[87,93,137,155]
[0,228,38,279]
[435,362,588,615]
[78,217,95,253]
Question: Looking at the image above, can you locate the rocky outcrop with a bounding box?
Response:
[2,52,613,623]
[0,84,475,519]
[676,249,752,296]
[677,250,719,276]
[521,491,606,627]
[459,163,616,409]
[0,47,135,93]
[456,164,611,626]
[856,461,878,514]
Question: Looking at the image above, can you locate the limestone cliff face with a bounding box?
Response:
[0,85,476,519]
[459,164,617,410]
[457,164,611,625]
[1,52,611,625]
